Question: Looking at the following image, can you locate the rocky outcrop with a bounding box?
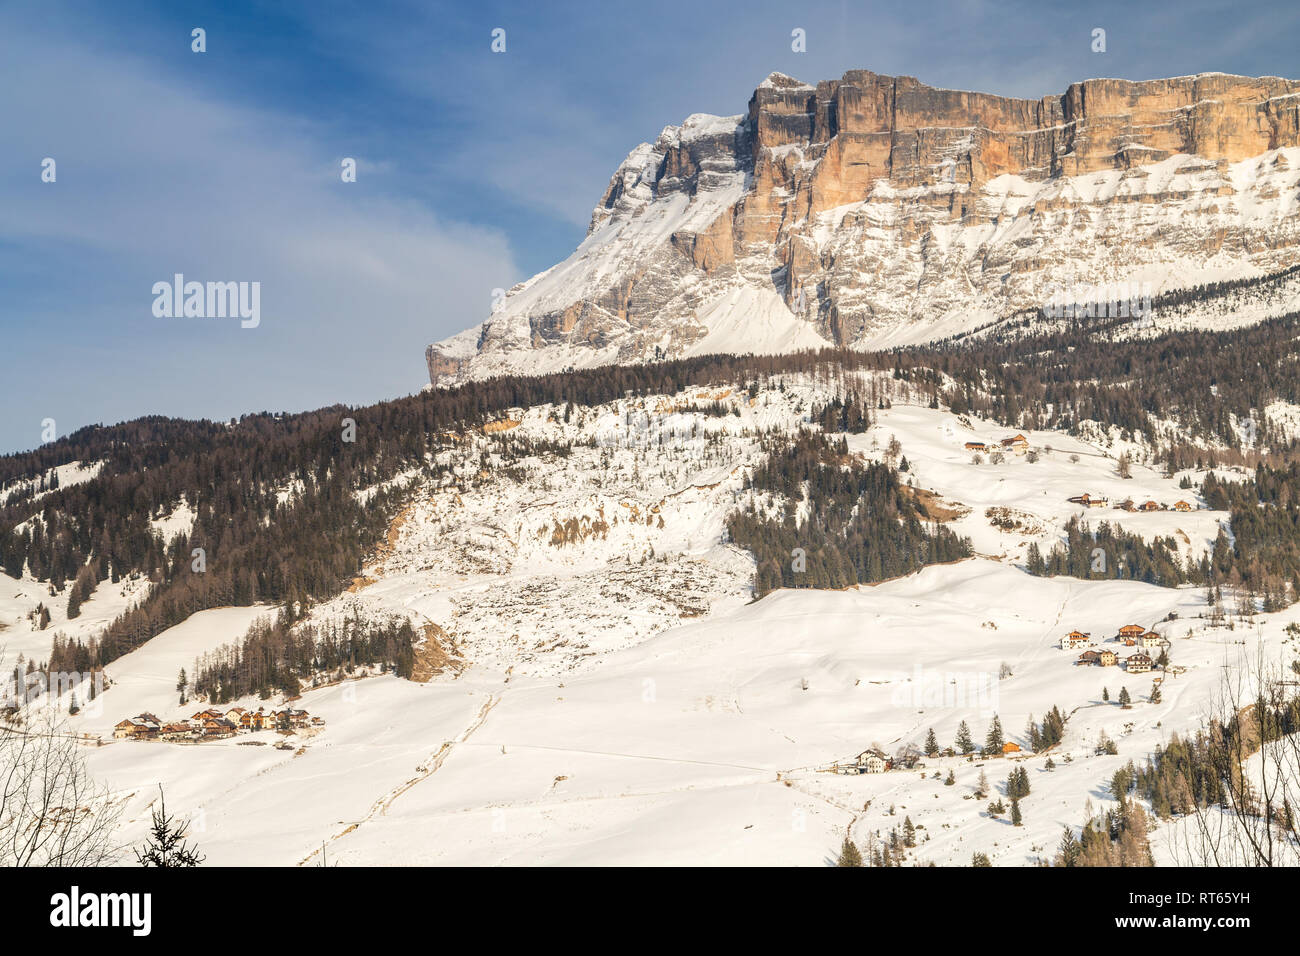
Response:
[428,69,1300,384]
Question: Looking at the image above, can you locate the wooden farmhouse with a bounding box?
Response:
[201,717,238,737]
[114,715,159,739]
[1063,630,1091,649]
[856,749,890,774]
[1126,653,1154,674]
[1117,624,1146,641]
[1000,434,1030,453]
[1174,500,1193,512]
[1098,649,1118,667]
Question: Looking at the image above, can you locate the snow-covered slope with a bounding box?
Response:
[78,558,1299,867]
[15,374,1285,866]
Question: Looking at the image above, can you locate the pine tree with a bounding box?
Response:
[955,719,975,754]
[1057,826,1081,866]
[1119,686,1131,708]
[835,835,863,867]
[135,788,205,867]
[1011,797,1023,826]
[1103,686,1110,702]
[1026,714,1042,752]
[985,714,1004,753]
[924,727,939,756]
[975,768,989,799]
[903,816,916,848]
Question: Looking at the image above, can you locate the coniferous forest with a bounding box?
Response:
[727,431,972,597]
[5,313,1300,673]
[190,610,418,702]
[1024,463,1300,607]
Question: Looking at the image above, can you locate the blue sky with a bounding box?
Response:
[2,0,1297,454]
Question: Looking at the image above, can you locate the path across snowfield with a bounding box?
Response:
[78,559,1296,866]
[4,386,1283,865]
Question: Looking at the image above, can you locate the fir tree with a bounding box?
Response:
[955,719,975,754]
[1057,827,1081,866]
[835,835,863,867]
[985,714,1004,753]
[135,788,205,867]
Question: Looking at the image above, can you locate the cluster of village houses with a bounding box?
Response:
[833,623,1169,776]
[1067,493,1194,512]
[960,433,1198,515]
[842,739,1025,775]
[964,434,1030,455]
[1063,623,1168,674]
[114,705,323,741]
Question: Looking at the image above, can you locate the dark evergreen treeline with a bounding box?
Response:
[1026,463,1300,606]
[6,310,1300,669]
[726,431,971,597]
[809,392,873,433]
[1142,263,1300,313]
[985,264,1300,339]
[1134,689,1300,821]
[191,610,418,702]
[1203,464,1300,601]
[1025,517,1201,587]
[931,311,1300,460]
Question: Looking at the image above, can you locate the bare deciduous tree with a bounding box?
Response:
[1165,647,1300,866]
[0,694,123,866]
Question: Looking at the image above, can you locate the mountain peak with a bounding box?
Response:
[757,71,814,91]
[427,68,1300,386]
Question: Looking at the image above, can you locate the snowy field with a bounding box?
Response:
[57,561,1297,867]
[2,379,1290,865]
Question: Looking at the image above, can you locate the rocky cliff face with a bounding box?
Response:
[428,69,1300,384]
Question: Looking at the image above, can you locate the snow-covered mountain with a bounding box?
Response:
[14,374,1290,866]
[428,69,1300,384]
